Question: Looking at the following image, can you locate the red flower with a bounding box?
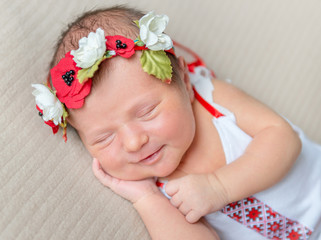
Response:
[50,52,92,109]
[106,35,135,58]
[45,120,59,134]
[36,105,59,134]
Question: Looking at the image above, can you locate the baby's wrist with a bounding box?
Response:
[207,172,230,205]
[133,190,165,210]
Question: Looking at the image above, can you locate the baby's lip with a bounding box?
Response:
[132,146,164,164]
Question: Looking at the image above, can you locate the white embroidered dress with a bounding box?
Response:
[157,66,321,240]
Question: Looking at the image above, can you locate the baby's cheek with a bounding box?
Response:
[85,145,118,175]
[163,112,190,138]
[94,147,122,173]
[99,158,139,180]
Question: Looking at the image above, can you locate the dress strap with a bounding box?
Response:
[156,179,171,199]
[173,41,224,118]
[193,87,224,118]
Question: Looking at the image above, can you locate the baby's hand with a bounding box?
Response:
[92,158,158,204]
[165,173,229,223]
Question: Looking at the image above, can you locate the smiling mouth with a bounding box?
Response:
[139,146,164,165]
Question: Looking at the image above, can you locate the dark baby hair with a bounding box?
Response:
[49,5,180,90]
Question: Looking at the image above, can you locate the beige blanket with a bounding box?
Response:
[1,0,320,239]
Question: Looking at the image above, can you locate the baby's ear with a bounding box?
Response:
[178,56,194,103]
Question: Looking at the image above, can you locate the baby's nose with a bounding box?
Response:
[120,124,149,152]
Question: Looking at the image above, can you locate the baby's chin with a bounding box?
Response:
[113,172,171,181]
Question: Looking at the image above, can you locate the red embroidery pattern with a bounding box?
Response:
[221,196,313,239]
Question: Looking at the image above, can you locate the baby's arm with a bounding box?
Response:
[92,159,219,240]
[211,79,301,203]
[134,190,219,239]
[166,79,301,223]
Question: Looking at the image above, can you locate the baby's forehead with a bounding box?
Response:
[89,51,142,89]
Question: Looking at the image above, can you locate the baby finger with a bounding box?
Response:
[178,203,192,216]
[169,195,183,208]
[185,209,202,223]
[92,158,113,187]
[165,180,179,196]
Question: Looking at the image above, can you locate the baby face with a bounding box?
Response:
[69,54,195,180]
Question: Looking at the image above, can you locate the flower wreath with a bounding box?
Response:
[32,11,176,142]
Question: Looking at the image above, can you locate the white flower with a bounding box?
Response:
[139,11,173,51]
[31,84,64,125]
[70,28,106,68]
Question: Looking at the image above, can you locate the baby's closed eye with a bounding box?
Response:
[136,104,159,120]
[92,133,115,147]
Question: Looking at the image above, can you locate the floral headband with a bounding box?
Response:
[32,11,175,142]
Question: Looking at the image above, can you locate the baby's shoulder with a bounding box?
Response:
[210,78,247,104]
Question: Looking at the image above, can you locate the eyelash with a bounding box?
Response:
[139,105,158,120]
[95,133,115,146]
[93,104,159,146]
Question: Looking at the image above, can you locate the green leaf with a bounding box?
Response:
[105,51,115,58]
[134,37,145,46]
[62,105,68,120]
[133,20,140,28]
[140,50,172,81]
[58,104,68,128]
[77,56,106,84]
